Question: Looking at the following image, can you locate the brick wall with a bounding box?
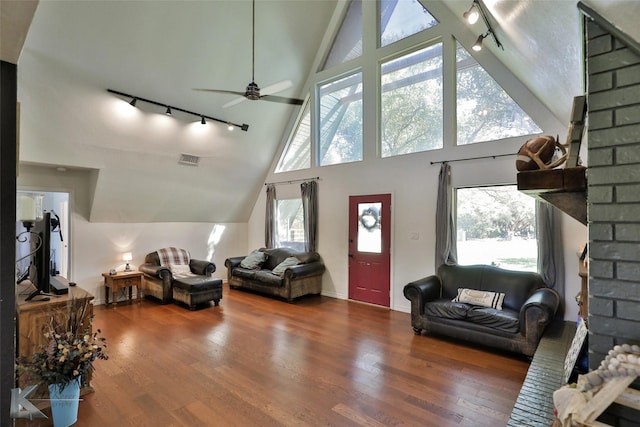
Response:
[586,16,640,425]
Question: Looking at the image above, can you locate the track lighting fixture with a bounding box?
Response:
[462,0,503,51]
[472,32,488,51]
[108,89,249,131]
[463,2,479,24]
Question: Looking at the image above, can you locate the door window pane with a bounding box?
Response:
[381,43,443,157]
[380,0,438,47]
[456,185,537,272]
[357,203,382,253]
[318,72,363,166]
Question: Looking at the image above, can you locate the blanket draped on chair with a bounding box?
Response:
[157,247,190,266]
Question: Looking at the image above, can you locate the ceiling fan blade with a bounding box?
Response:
[260,80,293,96]
[193,88,246,97]
[222,96,248,109]
[259,94,304,105]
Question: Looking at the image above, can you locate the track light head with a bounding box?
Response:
[227,123,234,131]
[472,32,487,51]
[463,3,479,24]
[201,116,206,125]
[165,106,172,115]
[129,97,137,107]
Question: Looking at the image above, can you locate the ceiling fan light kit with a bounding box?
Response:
[107,89,249,131]
[193,0,304,107]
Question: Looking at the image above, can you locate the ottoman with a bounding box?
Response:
[172,276,223,310]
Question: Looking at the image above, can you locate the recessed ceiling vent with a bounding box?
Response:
[178,153,200,166]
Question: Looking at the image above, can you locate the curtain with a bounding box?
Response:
[265,184,277,248]
[435,162,457,268]
[536,200,565,312]
[301,181,318,252]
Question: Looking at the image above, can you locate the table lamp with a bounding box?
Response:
[123,252,133,272]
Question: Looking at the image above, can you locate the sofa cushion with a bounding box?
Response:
[424,300,470,320]
[253,270,284,286]
[233,267,257,280]
[453,288,505,310]
[466,307,520,334]
[261,248,295,270]
[272,257,301,276]
[240,250,267,270]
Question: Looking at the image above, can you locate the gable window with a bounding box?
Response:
[323,0,362,70]
[456,185,537,272]
[381,42,443,157]
[318,71,363,166]
[276,102,311,173]
[456,42,542,145]
[379,0,438,47]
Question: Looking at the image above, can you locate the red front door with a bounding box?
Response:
[348,194,391,307]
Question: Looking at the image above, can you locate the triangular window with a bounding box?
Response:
[275,100,311,173]
[456,42,542,145]
[322,0,362,70]
[380,0,438,47]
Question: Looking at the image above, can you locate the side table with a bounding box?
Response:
[102,270,143,306]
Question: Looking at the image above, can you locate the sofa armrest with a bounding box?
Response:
[403,276,442,315]
[283,262,325,280]
[190,259,215,276]
[139,263,172,280]
[225,257,245,271]
[519,287,560,335]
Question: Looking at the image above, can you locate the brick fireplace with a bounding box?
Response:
[584,4,640,425]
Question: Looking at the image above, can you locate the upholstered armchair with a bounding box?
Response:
[138,248,218,306]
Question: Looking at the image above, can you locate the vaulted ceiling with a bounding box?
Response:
[3,0,638,223]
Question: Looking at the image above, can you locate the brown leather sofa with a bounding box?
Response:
[138,249,221,308]
[225,247,325,302]
[403,264,560,356]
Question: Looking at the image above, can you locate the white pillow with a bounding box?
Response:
[240,250,267,269]
[271,257,300,277]
[169,263,192,277]
[453,288,505,310]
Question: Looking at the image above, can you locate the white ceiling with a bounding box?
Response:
[4,0,639,223]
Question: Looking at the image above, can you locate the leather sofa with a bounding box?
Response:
[138,249,222,308]
[403,264,560,356]
[225,247,325,302]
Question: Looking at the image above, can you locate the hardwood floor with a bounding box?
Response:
[17,284,530,426]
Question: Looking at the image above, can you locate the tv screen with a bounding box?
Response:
[25,212,51,301]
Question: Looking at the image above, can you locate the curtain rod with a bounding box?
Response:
[430,153,514,165]
[265,176,320,186]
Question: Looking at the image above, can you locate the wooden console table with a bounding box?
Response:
[16,278,94,395]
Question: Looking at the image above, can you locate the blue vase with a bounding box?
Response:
[48,377,80,427]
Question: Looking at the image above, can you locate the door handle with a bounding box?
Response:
[348,254,354,258]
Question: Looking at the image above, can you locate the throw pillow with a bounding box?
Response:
[453,288,505,310]
[169,263,192,277]
[240,250,267,270]
[271,256,301,276]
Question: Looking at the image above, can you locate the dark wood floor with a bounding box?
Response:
[17,284,530,426]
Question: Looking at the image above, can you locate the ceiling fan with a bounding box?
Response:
[194,0,304,107]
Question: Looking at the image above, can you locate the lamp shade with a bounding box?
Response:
[122,252,133,262]
[17,193,44,222]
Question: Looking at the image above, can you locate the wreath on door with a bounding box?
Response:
[359,207,380,230]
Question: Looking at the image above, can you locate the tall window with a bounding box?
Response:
[381,43,443,157]
[456,185,537,272]
[323,0,362,70]
[318,72,363,166]
[276,199,305,251]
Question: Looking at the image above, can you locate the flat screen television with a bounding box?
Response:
[25,212,52,301]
